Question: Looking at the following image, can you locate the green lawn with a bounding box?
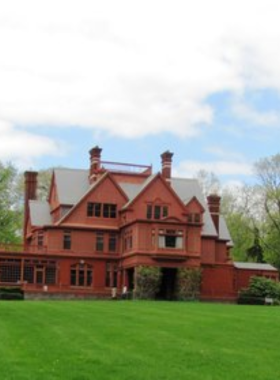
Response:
[0,301,279,380]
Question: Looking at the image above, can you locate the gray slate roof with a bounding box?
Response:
[234,262,278,271]
[28,168,231,242]
[171,178,217,237]
[29,200,52,226]
[219,216,232,243]
[119,174,158,209]
[54,168,89,205]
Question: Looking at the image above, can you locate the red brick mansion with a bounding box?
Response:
[0,147,277,300]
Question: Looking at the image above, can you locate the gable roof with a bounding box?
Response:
[171,178,217,237]
[28,167,231,242]
[57,171,129,225]
[120,174,158,209]
[29,200,52,226]
[118,182,145,201]
[185,196,205,213]
[54,168,89,205]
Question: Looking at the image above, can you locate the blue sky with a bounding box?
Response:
[0,0,280,187]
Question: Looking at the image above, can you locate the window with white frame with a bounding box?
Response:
[158,229,183,249]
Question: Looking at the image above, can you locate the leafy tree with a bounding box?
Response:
[254,154,280,268]
[224,212,254,261]
[246,227,264,263]
[17,168,53,203]
[220,186,256,261]
[0,162,23,244]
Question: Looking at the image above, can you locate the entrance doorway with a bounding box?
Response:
[157,268,177,300]
[126,268,134,291]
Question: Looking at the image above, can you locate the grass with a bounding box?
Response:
[0,301,279,380]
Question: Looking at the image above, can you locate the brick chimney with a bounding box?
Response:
[207,194,221,235]
[89,146,102,182]
[161,150,173,182]
[24,171,38,240]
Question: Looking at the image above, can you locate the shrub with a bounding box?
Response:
[0,287,24,300]
[176,268,202,301]
[238,276,280,305]
[135,266,162,300]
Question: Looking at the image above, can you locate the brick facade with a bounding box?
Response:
[0,147,278,300]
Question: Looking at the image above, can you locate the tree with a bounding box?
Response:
[246,227,264,263]
[37,169,52,200]
[0,162,23,244]
[195,169,220,197]
[254,154,280,268]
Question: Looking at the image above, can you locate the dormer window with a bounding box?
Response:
[187,213,201,224]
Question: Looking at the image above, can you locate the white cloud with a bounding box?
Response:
[0,0,280,165]
[232,102,280,127]
[204,146,247,161]
[0,121,63,168]
[174,160,252,178]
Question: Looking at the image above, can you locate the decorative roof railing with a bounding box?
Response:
[100,161,152,174]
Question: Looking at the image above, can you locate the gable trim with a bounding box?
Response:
[122,173,188,212]
[56,172,129,225]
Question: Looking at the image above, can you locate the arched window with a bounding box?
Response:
[70,263,93,287]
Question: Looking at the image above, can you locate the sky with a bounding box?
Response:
[1,0,280,186]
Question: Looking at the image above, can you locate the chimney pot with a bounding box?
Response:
[89,146,102,181]
[161,150,173,182]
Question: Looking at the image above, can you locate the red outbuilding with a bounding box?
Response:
[0,146,278,300]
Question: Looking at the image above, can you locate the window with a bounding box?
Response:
[187,213,201,224]
[162,206,168,218]
[165,235,177,248]
[45,267,56,285]
[37,231,44,247]
[146,205,169,220]
[105,263,118,287]
[158,230,183,249]
[35,268,44,284]
[87,202,101,217]
[88,203,117,218]
[0,259,57,285]
[109,233,117,252]
[63,231,71,250]
[147,204,152,219]
[96,232,104,252]
[24,265,34,283]
[154,205,161,220]
[103,204,117,218]
[70,263,92,287]
[0,259,21,283]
